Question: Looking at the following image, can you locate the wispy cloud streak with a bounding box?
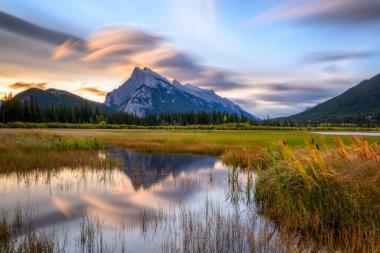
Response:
[249,0,380,25]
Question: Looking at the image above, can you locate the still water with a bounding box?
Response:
[0,150,280,252]
[311,131,380,136]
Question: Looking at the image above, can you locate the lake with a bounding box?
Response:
[311,131,380,137]
[0,149,284,252]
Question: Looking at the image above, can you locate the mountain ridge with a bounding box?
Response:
[287,72,380,122]
[105,67,256,119]
[11,87,112,113]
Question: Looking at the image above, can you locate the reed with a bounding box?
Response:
[254,137,380,251]
[159,199,291,253]
[221,148,267,170]
[0,208,58,253]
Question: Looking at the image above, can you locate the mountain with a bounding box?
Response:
[288,73,380,122]
[105,67,256,119]
[303,106,312,112]
[12,88,112,113]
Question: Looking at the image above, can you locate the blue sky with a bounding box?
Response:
[0,0,379,117]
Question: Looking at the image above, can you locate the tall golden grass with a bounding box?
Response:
[0,130,117,173]
[254,136,380,251]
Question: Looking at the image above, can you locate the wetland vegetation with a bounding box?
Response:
[0,128,379,252]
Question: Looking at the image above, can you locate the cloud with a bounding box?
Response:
[254,82,333,106]
[260,91,332,106]
[86,26,161,50]
[80,26,161,63]
[50,25,244,90]
[230,98,256,108]
[8,81,47,90]
[198,69,244,90]
[151,52,242,90]
[154,52,200,70]
[0,11,245,110]
[249,0,380,26]
[51,39,83,60]
[250,78,354,110]
[242,71,366,115]
[79,87,107,96]
[267,83,326,92]
[303,50,376,63]
[323,64,342,73]
[0,10,85,47]
[81,44,139,62]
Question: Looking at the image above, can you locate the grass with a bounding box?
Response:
[0,206,58,253]
[0,207,117,253]
[1,128,380,251]
[254,137,380,251]
[0,130,117,173]
[32,128,355,155]
[143,197,297,253]
[3,121,380,131]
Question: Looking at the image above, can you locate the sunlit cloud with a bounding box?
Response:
[50,25,245,91]
[51,39,82,60]
[8,81,47,90]
[79,87,107,96]
[86,26,161,50]
[81,44,137,62]
[80,26,161,63]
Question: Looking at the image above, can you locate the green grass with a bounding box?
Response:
[3,121,380,131]
[70,128,379,156]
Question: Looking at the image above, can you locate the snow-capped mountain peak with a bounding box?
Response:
[105,67,256,119]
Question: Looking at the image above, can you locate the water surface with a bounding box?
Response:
[311,131,380,136]
[0,149,277,252]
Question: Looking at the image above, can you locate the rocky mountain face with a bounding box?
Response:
[105,67,255,118]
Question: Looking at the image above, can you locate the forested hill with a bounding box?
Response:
[12,88,111,113]
[287,72,380,124]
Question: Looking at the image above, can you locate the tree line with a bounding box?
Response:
[271,114,380,128]
[4,94,377,127]
[0,95,256,126]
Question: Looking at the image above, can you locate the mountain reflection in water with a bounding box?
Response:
[114,149,218,190]
[0,149,228,231]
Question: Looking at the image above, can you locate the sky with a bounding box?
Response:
[0,0,379,118]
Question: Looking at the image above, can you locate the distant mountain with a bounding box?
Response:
[12,88,112,113]
[105,67,256,118]
[289,73,380,122]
